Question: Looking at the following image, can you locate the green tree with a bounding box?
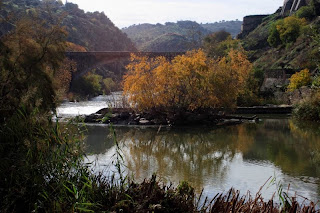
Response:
[0,14,67,123]
[203,31,241,58]
[268,16,307,47]
[268,21,282,47]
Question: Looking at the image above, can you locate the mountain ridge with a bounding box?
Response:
[122,20,242,52]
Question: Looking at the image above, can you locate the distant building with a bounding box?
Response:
[281,0,311,16]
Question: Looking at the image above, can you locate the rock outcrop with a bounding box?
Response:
[281,0,311,16]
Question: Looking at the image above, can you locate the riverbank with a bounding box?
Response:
[83,105,292,126]
[84,107,259,126]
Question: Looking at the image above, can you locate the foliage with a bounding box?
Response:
[65,41,87,51]
[0,13,67,122]
[287,69,312,91]
[71,71,103,98]
[268,16,307,47]
[267,21,282,47]
[236,67,263,106]
[296,6,316,20]
[102,78,116,94]
[71,71,117,99]
[52,58,77,101]
[123,49,252,112]
[0,0,136,51]
[312,75,320,88]
[293,90,320,121]
[203,31,241,59]
[201,20,242,37]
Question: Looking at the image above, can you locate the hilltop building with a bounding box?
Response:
[281,0,311,16]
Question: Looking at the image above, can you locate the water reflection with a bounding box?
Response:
[85,119,320,202]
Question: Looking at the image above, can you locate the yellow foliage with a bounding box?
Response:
[123,49,252,111]
[66,42,87,52]
[287,69,311,92]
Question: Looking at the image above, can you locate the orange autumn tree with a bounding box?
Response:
[123,49,252,112]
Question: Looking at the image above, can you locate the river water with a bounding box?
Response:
[57,94,320,204]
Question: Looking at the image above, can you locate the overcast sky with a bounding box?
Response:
[67,0,283,28]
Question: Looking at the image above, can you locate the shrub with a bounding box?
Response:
[278,16,307,44]
[293,91,320,121]
[268,17,307,47]
[296,6,316,20]
[123,49,252,112]
[312,75,320,88]
[103,77,116,94]
[71,71,104,98]
[287,69,312,91]
[268,22,282,47]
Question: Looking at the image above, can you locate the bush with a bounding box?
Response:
[123,49,253,112]
[293,91,320,121]
[312,75,320,88]
[267,17,307,47]
[103,77,116,94]
[296,6,316,20]
[71,71,104,98]
[287,69,312,91]
[268,22,282,47]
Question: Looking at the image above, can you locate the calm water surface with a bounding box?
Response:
[57,95,320,203]
[84,119,320,203]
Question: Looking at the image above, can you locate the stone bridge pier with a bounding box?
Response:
[66,51,185,80]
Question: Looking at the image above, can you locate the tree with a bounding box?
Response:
[268,16,307,47]
[287,69,312,91]
[203,31,241,59]
[0,14,67,122]
[123,49,252,112]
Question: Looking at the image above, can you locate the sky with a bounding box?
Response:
[67,0,284,28]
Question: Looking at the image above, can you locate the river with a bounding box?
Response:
[57,94,320,205]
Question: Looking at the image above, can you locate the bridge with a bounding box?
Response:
[66,51,186,79]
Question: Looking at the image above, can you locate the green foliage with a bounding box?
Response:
[71,72,118,98]
[71,72,103,98]
[102,78,116,94]
[201,20,242,37]
[237,67,264,106]
[0,10,67,123]
[203,31,241,58]
[312,75,320,88]
[267,16,307,47]
[296,6,316,20]
[287,69,312,91]
[267,22,282,47]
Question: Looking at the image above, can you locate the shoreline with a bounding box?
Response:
[83,107,291,126]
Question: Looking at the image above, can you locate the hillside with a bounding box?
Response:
[241,8,320,71]
[123,20,242,52]
[201,20,242,37]
[0,0,136,51]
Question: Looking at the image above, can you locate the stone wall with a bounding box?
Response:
[237,15,269,38]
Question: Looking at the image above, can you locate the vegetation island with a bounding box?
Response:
[1,0,320,212]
